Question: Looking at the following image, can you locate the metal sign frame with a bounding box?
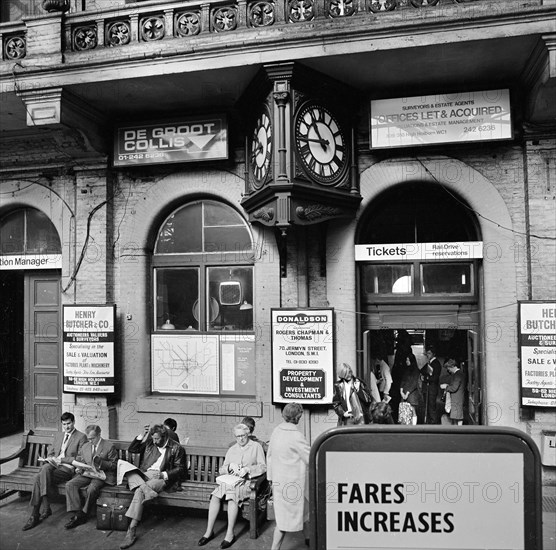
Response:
[310,426,542,550]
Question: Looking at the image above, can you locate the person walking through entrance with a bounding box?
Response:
[440,358,465,425]
[22,412,87,531]
[332,363,372,425]
[421,346,442,424]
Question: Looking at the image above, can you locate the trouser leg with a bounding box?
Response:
[65,475,92,513]
[82,479,106,515]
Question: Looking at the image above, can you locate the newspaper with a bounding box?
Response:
[216,474,243,487]
[72,460,107,481]
[117,459,147,487]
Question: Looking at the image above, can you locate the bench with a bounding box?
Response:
[0,431,268,539]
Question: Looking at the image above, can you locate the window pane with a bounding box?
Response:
[362,264,413,295]
[155,203,202,254]
[155,268,199,330]
[25,209,61,254]
[204,227,252,253]
[421,263,472,294]
[207,266,253,331]
[0,211,24,254]
[204,202,245,226]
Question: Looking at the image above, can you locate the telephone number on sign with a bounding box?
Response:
[463,125,496,133]
[118,153,166,160]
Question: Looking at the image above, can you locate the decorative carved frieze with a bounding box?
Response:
[212,7,238,32]
[252,207,275,222]
[329,0,356,18]
[141,15,165,41]
[368,0,396,12]
[73,26,98,51]
[4,35,26,60]
[106,21,131,47]
[296,204,342,221]
[410,0,439,7]
[249,1,275,27]
[288,0,315,23]
[175,11,202,36]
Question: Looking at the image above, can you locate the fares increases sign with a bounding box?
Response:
[114,115,228,166]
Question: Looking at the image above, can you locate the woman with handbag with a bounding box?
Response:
[332,363,373,425]
[399,353,423,425]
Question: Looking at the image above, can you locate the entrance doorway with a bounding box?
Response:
[362,328,481,425]
[0,271,62,434]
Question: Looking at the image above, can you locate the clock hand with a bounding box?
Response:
[298,136,330,147]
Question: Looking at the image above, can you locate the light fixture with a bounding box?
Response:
[239,300,253,310]
[219,269,242,305]
[161,316,175,330]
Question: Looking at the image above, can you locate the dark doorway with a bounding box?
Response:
[0,271,24,436]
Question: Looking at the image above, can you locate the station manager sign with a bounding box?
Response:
[114,115,227,166]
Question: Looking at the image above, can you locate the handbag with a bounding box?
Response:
[96,496,131,531]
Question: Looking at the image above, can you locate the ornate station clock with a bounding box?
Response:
[294,102,348,185]
[249,107,272,188]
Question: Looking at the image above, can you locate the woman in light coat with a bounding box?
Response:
[268,403,310,550]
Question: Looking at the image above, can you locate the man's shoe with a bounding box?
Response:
[38,507,52,521]
[220,536,236,549]
[65,514,87,529]
[198,532,214,546]
[120,526,137,549]
[22,515,39,531]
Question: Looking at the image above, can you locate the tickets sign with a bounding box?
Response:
[519,301,556,407]
[370,89,512,148]
[355,241,484,262]
[310,426,542,550]
[114,115,228,166]
[271,308,334,404]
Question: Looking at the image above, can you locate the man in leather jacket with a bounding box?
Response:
[120,424,186,549]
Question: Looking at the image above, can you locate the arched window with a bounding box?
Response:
[0,208,61,255]
[153,200,254,332]
[357,183,480,301]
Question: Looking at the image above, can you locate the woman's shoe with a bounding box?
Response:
[220,536,236,549]
[198,532,214,546]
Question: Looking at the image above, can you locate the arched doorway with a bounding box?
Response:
[0,208,62,435]
[356,182,483,425]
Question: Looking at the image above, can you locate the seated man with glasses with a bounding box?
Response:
[198,423,266,549]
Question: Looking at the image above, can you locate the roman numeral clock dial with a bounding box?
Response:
[249,110,272,189]
[294,103,348,185]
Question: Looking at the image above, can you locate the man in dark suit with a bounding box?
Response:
[119,424,186,549]
[22,411,87,531]
[64,424,118,529]
[421,346,442,424]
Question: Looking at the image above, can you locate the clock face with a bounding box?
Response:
[295,103,348,184]
[250,110,272,188]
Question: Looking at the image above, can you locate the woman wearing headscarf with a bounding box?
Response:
[267,403,310,550]
[332,363,372,425]
[399,352,424,424]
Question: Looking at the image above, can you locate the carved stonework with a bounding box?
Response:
[296,204,342,221]
[369,0,396,12]
[212,7,238,32]
[249,1,275,27]
[329,0,356,17]
[106,21,131,47]
[253,207,275,222]
[73,26,98,51]
[288,0,315,23]
[4,35,26,60]
[410,0,439,7]
[41,0,70,12]
[141,16,165,41]
[175,11,202,36]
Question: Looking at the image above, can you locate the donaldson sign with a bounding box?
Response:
[114,115,228,166]
[370,89,511,148]
[310,426,542,550]
[271,308,334,404]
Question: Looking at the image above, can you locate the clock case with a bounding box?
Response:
[239,62,362,231]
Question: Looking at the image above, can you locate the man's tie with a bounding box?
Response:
[92,444,96,457]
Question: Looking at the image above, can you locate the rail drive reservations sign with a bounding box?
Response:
[114,115,227,166]
[310,426,542,550]
[518,301,556,407]
[271,308,334,405]
[63,304,115,393]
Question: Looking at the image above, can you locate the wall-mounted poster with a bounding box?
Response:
[63,304,115,393]
[271,308,334,405]
[518,301,556,407]
[221,334,256,396]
